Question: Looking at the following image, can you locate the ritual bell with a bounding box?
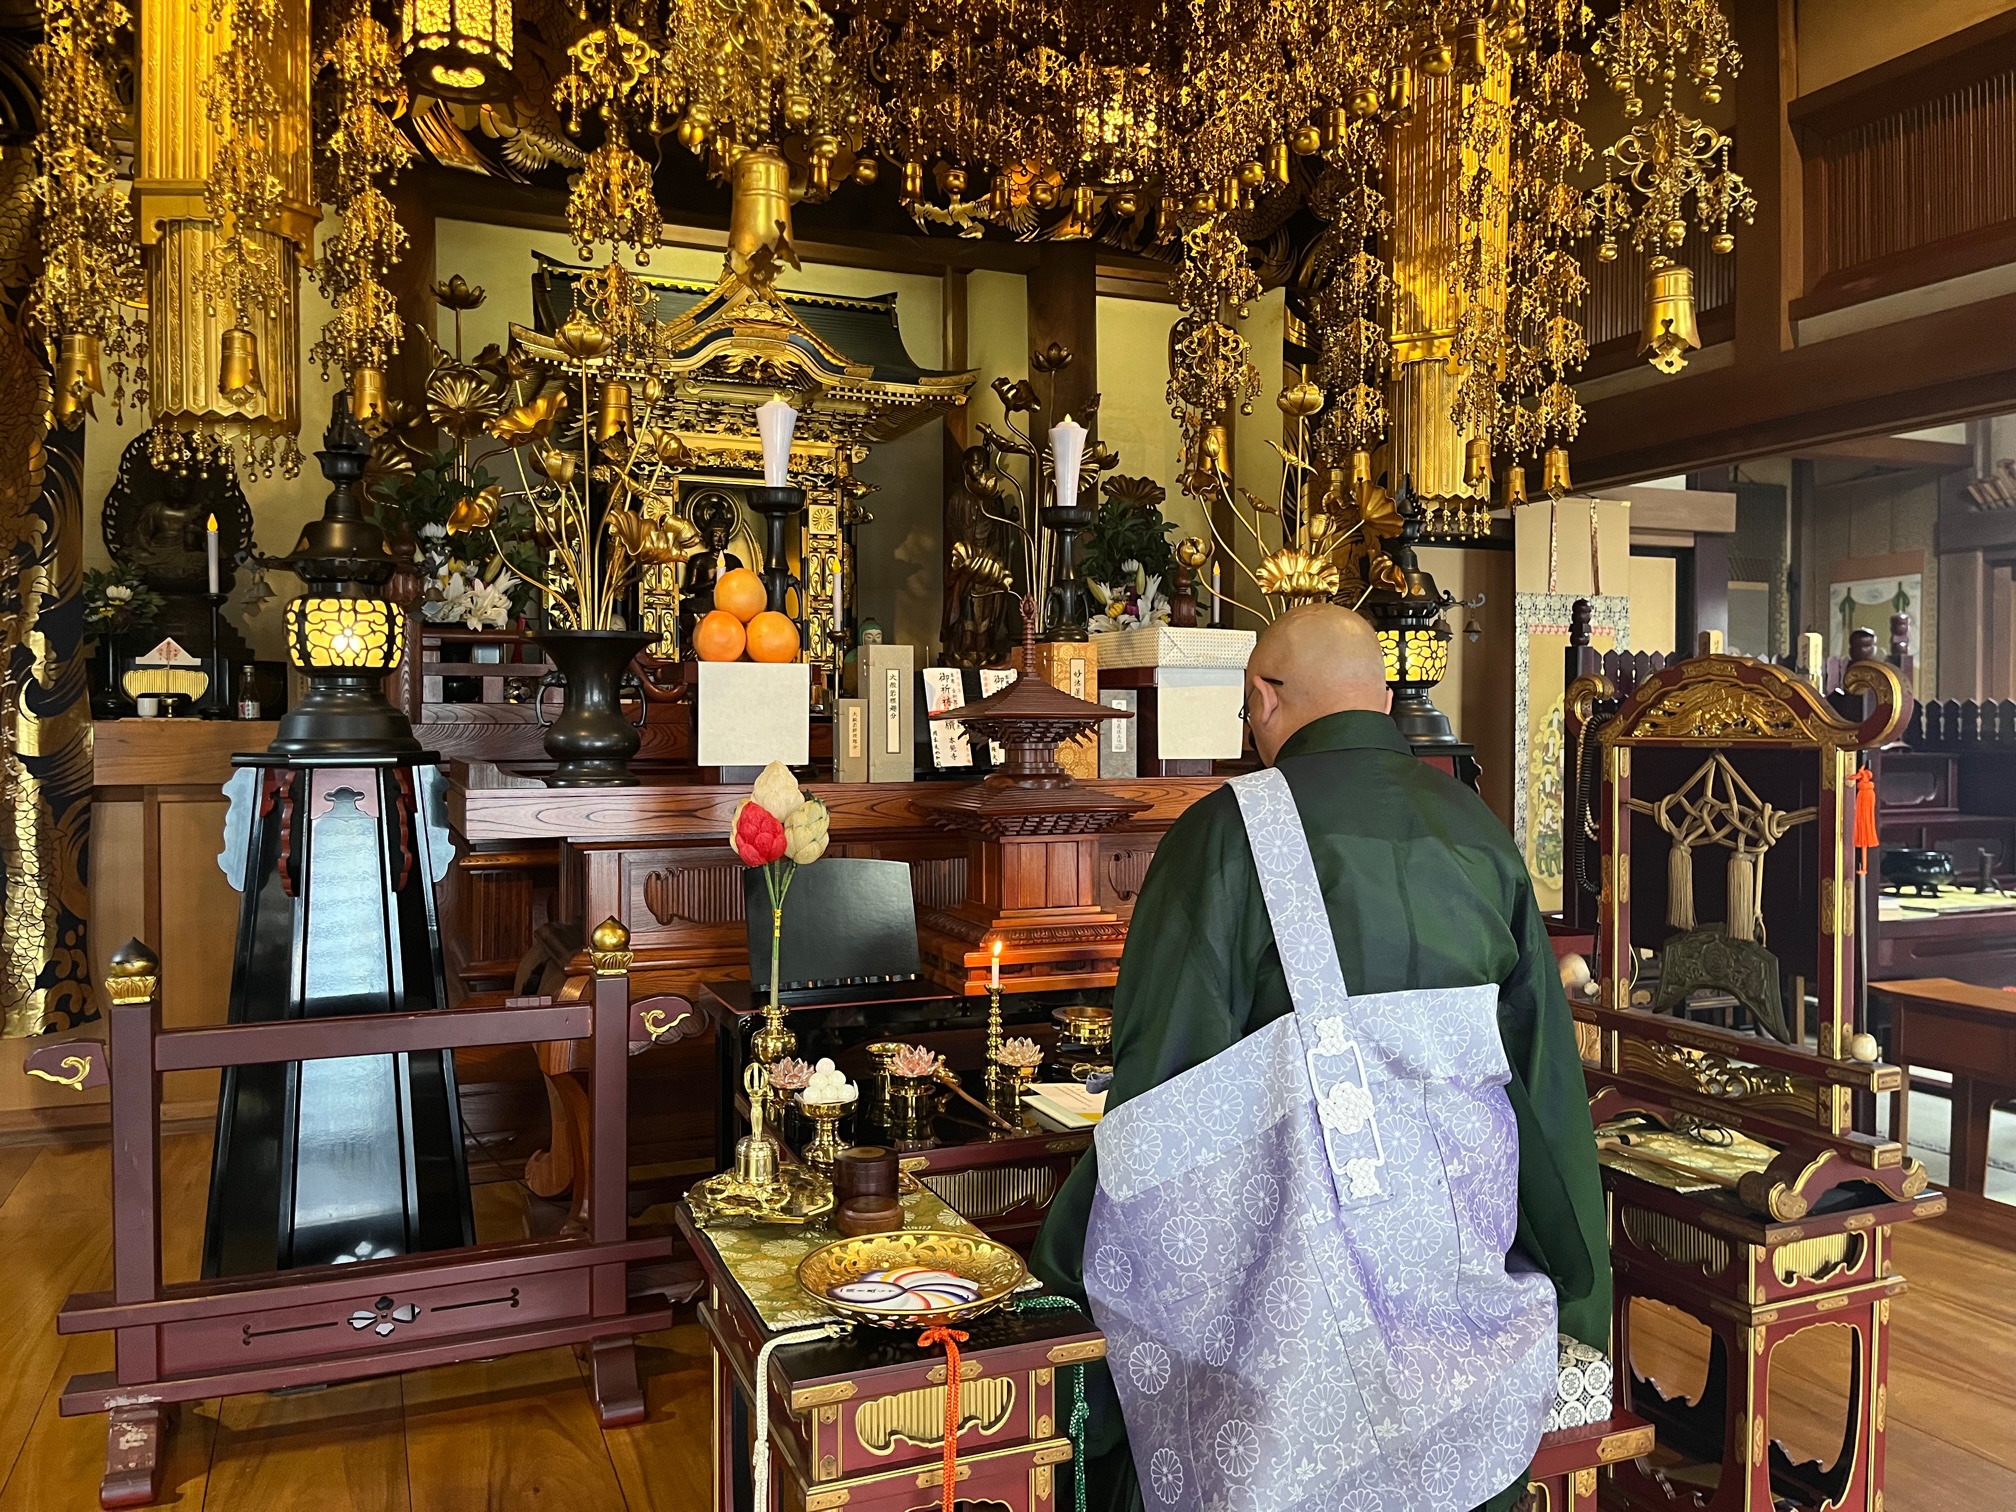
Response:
[596,379,633,442]
[1502,462,1529,508]
[1463,435,1493,490]
[726,146,794,280]
[1640,257,1702,375]
[1542,445,1573,498]
[52,332,103,429]
[218,326,264,406]
[350,366,388,433]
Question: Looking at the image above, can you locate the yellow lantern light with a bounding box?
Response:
[402,0,514,104]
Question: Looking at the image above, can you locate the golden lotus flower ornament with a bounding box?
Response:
[554,316,613,362]
[432,274,487,310]
[427,371,508,439]
[1256,548,1342,603]
[446,485,502,534]
[530,444,579,487]
[491,388,569,445]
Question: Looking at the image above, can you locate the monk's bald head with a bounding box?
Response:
[1243,604,1390,765]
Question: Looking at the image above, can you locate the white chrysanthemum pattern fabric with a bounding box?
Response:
[1085,766,1557,1512]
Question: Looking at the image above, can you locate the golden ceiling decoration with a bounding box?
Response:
[28,0,146,430]
[1590,0,1755,374]
[311,0,416,428]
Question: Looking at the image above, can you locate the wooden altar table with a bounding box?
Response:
[1870,976,2016,1192]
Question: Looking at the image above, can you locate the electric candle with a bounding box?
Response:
[206,514,220,595]
[757,398,797,488]
[990,937,1002,990]
[1049,414,1087,508]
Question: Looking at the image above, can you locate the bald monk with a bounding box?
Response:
[1032,603,1609,1512]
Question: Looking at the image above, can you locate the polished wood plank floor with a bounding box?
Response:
[0,1132,2009,1509]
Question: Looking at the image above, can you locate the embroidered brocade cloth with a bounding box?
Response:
[1084,766,1559,1512]
[689,1188,997,1331]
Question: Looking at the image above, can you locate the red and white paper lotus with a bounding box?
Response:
[732,762,830,1010]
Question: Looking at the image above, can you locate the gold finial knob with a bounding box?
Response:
[589,917,633,976]
[108,938,160,977]
[106,938,160,1005]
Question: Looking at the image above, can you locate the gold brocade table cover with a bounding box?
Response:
[693,1187,1003,1331]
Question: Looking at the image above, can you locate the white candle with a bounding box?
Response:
[990,938,1002,990]
[206,513,220,595]
[1050,415,1087,509]
[757,398,797,488]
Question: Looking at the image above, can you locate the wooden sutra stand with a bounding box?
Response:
[912,597,1143,994]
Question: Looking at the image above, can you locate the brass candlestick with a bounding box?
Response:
[983,983,1010,1103]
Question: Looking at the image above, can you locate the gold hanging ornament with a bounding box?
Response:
[30,0,147,429]
[1640,256,1702,374]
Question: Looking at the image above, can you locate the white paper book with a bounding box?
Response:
[1021,1082,1107,1129]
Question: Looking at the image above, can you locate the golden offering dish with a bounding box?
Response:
[797,1230,1027,1329]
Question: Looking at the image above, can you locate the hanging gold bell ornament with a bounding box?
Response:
[350,367,389,434]
[1502,463,1529,509]
[218,328,264,406]
[596,379,633,442]
[1463,436,1493,491]
[1542,446,1574,499]
[1641,257,1702,375]
[51,333,105,429]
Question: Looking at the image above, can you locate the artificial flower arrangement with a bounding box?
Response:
[1088,560,1171,633]
[81,565,164,643]
[730,761,831,1013]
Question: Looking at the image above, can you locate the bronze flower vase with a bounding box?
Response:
[532,628,653,786]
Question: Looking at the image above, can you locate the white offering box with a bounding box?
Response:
[696,661,811,769]
[1096,627,1251,771]
[1093,624,1255,670]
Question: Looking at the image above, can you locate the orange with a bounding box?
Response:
[714,567,768,623]
[746,611,801,664]
[693,608,748,662]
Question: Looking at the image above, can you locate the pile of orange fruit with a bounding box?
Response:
[694,568,801,663]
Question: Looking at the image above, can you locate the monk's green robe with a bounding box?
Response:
[1031,710,1611,1512]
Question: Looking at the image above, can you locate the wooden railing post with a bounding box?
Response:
[585,916,647,1426]
[103,939,162,1317]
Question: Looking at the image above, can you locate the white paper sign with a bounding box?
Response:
[979,668,1016,763]
[922,667,973,768]
[883,668,903,754]
[845,702,863,759]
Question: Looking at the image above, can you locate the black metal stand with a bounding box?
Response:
[1039,500,1095,640]
[747,483,805,616]
[203,591,228,718]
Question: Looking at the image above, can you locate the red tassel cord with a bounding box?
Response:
[1854,766,1879,875]
[917,1326,971,1512]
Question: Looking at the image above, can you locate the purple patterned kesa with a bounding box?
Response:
[1083,766,1557,1511]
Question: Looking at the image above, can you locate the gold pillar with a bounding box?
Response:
[1386,56,1510,536]
[136,0,318,449]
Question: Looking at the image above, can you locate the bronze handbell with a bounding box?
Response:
[52,332,104,429]
[1640,257,1701,375]
[218,327,263,406]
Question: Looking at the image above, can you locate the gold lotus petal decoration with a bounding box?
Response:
[432,274,487,309]
[1256,548,1341,603]
[554,316,613,362]
[490,387,568,445]
[426,370,508,439]
[446,484,501,533]
[530,443,578,486]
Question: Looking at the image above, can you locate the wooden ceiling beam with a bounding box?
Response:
[1794,436,1975,472]
[1572,289,2016,488]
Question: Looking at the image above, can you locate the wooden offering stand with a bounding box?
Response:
[1567,651,1941,1512]
[37,926,670,1509]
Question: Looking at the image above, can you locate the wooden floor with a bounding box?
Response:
[1,1133,2013,1510]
